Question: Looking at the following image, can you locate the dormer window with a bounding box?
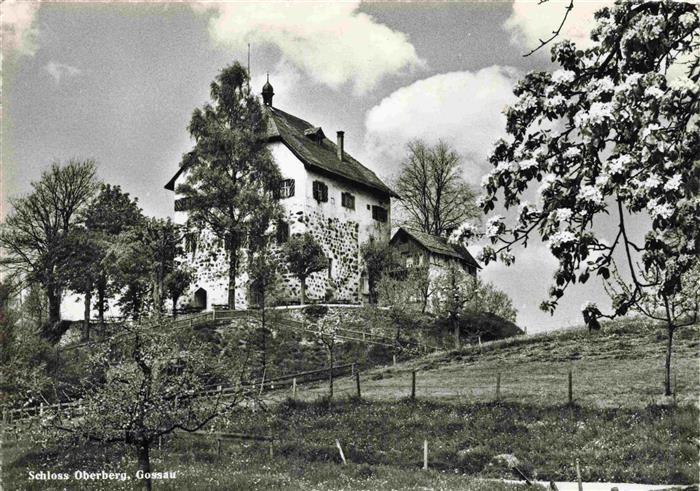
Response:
[274,179,295,199]
[341,192,355,210]
[304,127,325,143]
[312,180,328,202]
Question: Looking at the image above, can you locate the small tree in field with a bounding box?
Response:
[176,62,282,309]
[282,233,328,305]
[431,265,472,349]
[36,322,252,491]
[312,309,344,399]
[452,2,699,396]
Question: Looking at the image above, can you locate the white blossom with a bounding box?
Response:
[679,12,696,28]
[606,155,632,175]
[552,69,576,84]
[554,208,573,222]
[563,147,580,159]
[545,94,565,109]
[646,198,674,219]
[664,174,682,191]
[520,158,538,170]
[578,184,604,205]
[548,230,576,249]
[642,173,661,190]
[480,173,492,189]
[644,86,665,99]
[485,215,505,238]
[449,221,480,245]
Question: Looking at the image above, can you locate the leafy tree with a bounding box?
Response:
[360,240,402,304]
[452,2,699,395]
[81,184,143,326]
[310,309,344,399]
[0,159,97,340]
[176,62,282,309]
[283,233,328,305]
[395,140,479,238]
[164,264,194,318]
[113,218,181,321]
[35,323,252,491]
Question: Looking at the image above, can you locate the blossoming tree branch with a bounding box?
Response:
[450,2,699,396]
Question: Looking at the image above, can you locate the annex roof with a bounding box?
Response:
[390,227,481,269]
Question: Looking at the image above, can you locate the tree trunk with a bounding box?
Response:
[47,287,61,327]
[228,250,237,310]
[665,323,674,397]
[136,442,152,491]
[172,294,179,318]
[300,276,307,305]
[83,290,92,341]
[452,315,460,350]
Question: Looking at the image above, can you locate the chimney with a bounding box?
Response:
[336,131,345,161]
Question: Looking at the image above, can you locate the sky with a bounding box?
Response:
[1,0,625,333]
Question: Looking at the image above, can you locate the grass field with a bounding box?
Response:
[293,320,700,408]
[3,318,698,490]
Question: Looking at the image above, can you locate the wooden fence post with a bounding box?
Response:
[393,354,397,366]
[411,370,416,400]
[423,439,428,470]
[568,369,573,405]
[351,363,355,377]
[217,438,221,457]
[496,373,501,401]
[576,459,583,491]
[292,378,297,399]
[355,371,361,399]
[336,439,347,465]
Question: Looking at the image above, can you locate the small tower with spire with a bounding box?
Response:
[262,74,274,106]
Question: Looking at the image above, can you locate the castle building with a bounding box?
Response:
[164,80,397,310]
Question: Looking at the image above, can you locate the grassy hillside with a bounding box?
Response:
[293,318,700,408]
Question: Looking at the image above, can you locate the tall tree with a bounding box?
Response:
[395,140,479,238]
[0,159,97,340]
[454,2,699,395]
[282,233,328,305]
[81,184,143,326]
[176,62,282,309]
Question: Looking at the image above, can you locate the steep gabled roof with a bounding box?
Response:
[264,106,396,197]
[390,227,481,269]
[165,106,397,198]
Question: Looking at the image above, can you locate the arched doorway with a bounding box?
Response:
[193,287,207,310]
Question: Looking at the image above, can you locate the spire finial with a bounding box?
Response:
[262,74,274,106]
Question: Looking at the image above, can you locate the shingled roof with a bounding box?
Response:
[390,227,480,269]
[165,105,396,198]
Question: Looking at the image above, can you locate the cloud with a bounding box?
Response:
[45,61,82,83]
[504,1,613,52]
[363,66,518,184]
[1,0,40,56]
[193,2,423,94]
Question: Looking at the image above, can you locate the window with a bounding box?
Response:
[341,192,355,210]
[372,205,388,222]
[174,197,193,212]
[276,221,289,244]
[275,179,295,199]
[312,180,328,202]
